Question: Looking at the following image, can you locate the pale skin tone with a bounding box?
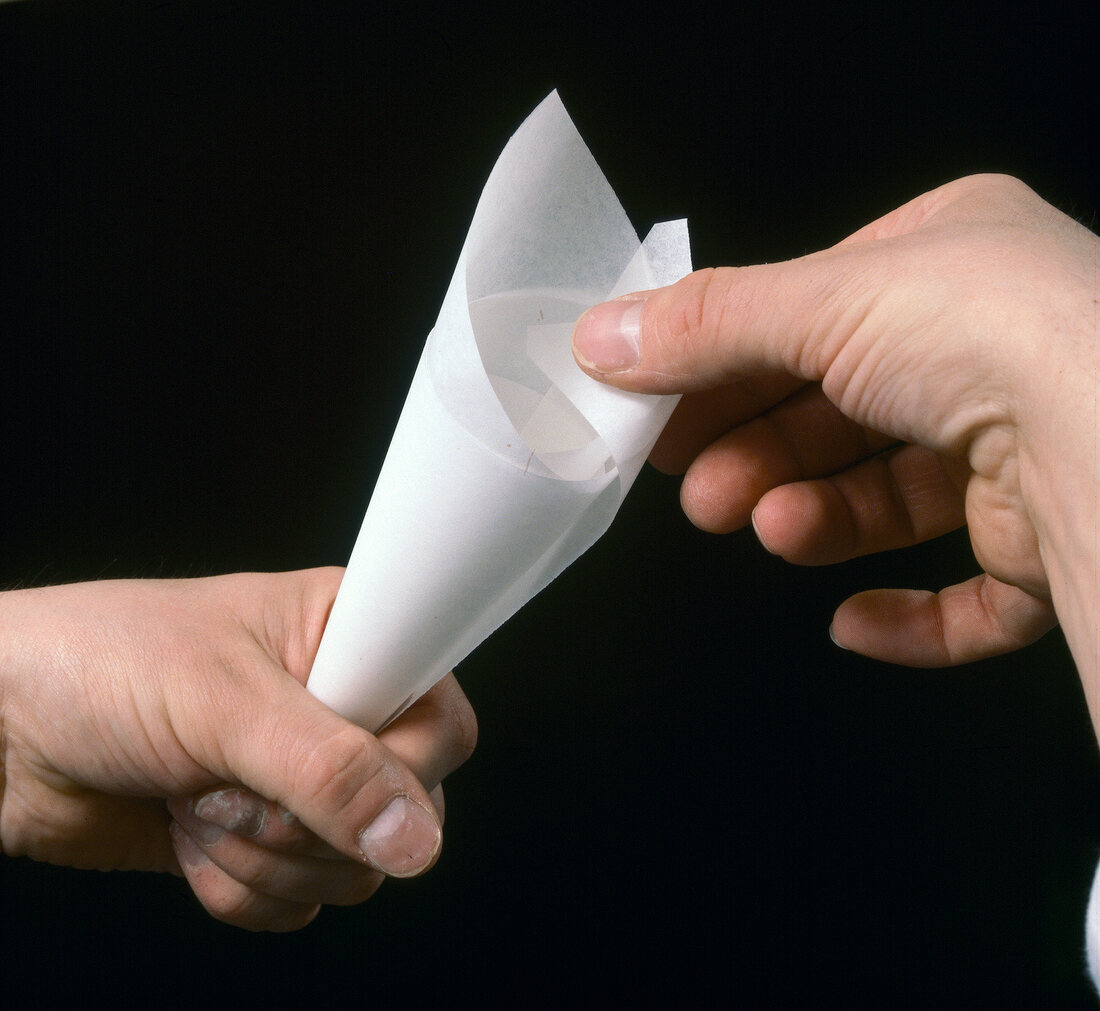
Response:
[573,174,1100,737]
[0,568,477,931]
[2,174,1095,935]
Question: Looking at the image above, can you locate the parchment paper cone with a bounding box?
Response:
[307,92,691,731]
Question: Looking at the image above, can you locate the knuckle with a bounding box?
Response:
[219,848,283,897]
[660,270,721,357]
[935,173,1039,224]
[290,724,389,821]
[659,268,712,346]
[199,880,264,926]
[200,881,318,932]
[971,172,1030,197]
[650,268,744,385]
[974,575,1013,646]
[700,266,752,337]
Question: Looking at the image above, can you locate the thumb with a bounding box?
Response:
[571,261,866,395]
[570,175,1045,398]
[199,662,443,878]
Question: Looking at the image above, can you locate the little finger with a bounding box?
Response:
[170,807,383,908]
[170,820,323,932]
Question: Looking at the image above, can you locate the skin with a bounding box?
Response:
[572,174,1100,736]
[2,173,1093,934]
[0,568,477,931]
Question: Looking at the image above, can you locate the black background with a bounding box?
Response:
[2,2,1098,1006]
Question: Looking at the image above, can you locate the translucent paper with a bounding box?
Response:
[307,92,691,731]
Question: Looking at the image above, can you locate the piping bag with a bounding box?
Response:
[306,92,692,731]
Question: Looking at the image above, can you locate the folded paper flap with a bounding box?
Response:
[467,285,610,481]
[426,250,537,474]
[465,92,638,303]
[456,92,691,487]
[519,220,691,489]
[620,219,692,297]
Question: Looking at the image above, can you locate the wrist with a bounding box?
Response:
[0,592,13,856]
[1022,420,1100,729]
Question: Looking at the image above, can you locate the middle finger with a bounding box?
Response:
[679,384,896,533]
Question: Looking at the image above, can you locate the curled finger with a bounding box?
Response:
[751,444,967,565]
[170,820,322,932]
[168,789,340,859]
[830,573,1058,667]
[679,384,897,534]
[377,672,478,793]
[649,373,806,474]
[169,801,384,908]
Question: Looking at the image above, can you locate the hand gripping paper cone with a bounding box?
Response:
[306,92,692,731]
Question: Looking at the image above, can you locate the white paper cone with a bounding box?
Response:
[307,92,691,731]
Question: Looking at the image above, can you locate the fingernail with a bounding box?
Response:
[277,805,299,827]
[170,821,212,869]
[829,624,850,651]
[193,788,267,838]
[358,796,441,877]
[750,507,777,554]
[572,298,644,374]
